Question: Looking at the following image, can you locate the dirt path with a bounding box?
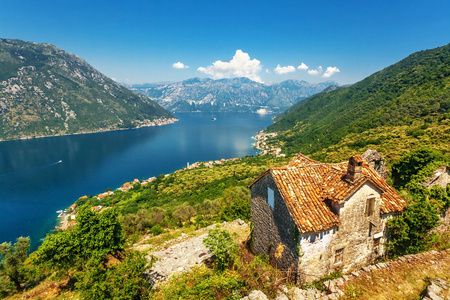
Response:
[142,219,250,285]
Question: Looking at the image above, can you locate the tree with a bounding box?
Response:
[203,229,236,271]
[35,206,125,270]
[0,237,30,291]
[173,203,196,225]
[219,186,251,221]
[150,207,166,224]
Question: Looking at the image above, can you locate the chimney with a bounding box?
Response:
[347,155,363,182]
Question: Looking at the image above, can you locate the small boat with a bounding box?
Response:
[212,118,216,121]
[58,160,62,163]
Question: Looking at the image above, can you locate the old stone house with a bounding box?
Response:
[249,153,407,283]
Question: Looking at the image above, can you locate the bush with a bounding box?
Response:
[387,199,439,256]
[203,229,236,271]
[151,224,163,236]
[76,251,151,299]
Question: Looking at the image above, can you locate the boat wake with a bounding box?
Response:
[0,160,63,178]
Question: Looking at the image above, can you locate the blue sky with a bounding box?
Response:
[1,0,449,85]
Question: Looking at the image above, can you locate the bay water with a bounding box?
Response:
[0,112,273,250]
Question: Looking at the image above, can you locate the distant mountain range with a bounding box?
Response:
[0,38,175,141]
[129,78,338,113]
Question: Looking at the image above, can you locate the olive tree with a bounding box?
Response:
[0,237,30,291]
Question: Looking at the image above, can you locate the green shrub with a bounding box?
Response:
[76,251,151,299]
[203,229,237,271]
[151,224,163,236]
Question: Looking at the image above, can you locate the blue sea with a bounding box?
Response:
[0,112,273,250]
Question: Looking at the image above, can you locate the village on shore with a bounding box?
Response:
[57,129,286,231]
[252,130,285,157]
[56,156,246,231]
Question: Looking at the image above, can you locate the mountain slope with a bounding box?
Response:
[267,44,450,161]
[0,39,175,141]
[131,78,337,113]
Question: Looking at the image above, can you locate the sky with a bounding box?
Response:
[1,0,449,85]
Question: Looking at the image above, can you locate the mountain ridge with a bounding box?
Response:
[0,38,176,141]
[130,77,338,113]
[266,43,450,161]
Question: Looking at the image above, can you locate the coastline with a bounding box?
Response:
[1,112,273,249]
[252,130,284,157]
[55,156,242,231]
[0,117,179,143]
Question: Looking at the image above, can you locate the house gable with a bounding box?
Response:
[250,152,407,283]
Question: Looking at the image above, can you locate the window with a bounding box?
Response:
[365,197,375,217]
[268,187,274,208]
[334,248,344,264]
[374,238,380,247]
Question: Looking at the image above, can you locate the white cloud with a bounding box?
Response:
[197,50,263,82]
[307,66,323,75]
[274,64,296,75]
[297,62,308,70]
[172,62,189,69]
[323,66,340,78]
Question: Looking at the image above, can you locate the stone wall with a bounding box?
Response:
[250,173,298,272]
[298,182,387,282]
[362,149,389,180]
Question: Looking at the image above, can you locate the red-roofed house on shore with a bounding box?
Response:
[249,153,407,283]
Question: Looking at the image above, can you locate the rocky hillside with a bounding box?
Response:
[0,39,175,141]
[130,77,337,113]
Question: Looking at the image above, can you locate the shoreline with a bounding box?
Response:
[0,117,179,143]
[55,156,243,230]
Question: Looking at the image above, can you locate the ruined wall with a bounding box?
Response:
[421,166,450,189]
[250,174,298,272]
[298,182,386,283]
[362,149,389,180]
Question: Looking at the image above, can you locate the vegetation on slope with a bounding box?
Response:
[266,43,450,161]
[386,148,450,257]
[0,148,449,299]
[76,155,289,237]
[0,38,175,141]
[0,155,290,299]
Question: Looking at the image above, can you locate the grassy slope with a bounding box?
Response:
[77,155,290,215]
[267,43,450,162]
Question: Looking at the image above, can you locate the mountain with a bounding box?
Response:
[130,77,337,113]
[266,44,450,162]
[0,39,175,141]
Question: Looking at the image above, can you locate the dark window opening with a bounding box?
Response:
[334,248,344,264]
[365,197,375,217]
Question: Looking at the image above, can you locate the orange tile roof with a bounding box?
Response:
[251,153,407,233]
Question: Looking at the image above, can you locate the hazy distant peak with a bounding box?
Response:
[131,77,337,113]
